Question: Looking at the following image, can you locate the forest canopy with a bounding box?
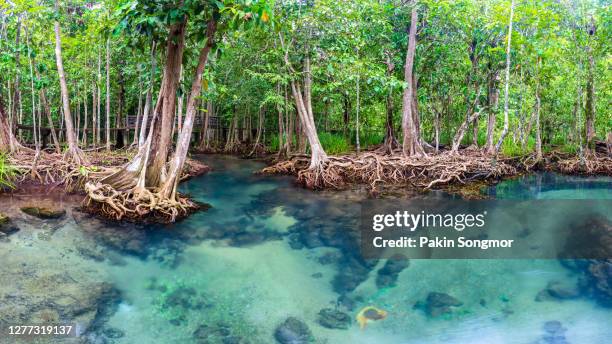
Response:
[0,0,610,221]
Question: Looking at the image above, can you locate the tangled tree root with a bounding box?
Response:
[6,150,134,192]
[548,151,612,176]
[262,150,519,191]
[83,183,200,223]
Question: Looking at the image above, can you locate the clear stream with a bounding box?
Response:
[0,155,610,344]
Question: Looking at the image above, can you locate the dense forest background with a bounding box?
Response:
[1,0,609,159]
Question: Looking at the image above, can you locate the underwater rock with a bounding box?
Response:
[415,292,463,317]
[531,320,569,344]
[561,215,611,260]
[192,323,248,344]
[0,224,20,236]
[317,308,351,329]
[356,306,387,329]
[73,211,148,256]
[376,255,409,288]
[102,327,125,339]
[274,317,312,344]
[536,281,581,302]
[311,272,323,279]
[580,259,612,308]
[21,205,66,219]
[0,272,121,337]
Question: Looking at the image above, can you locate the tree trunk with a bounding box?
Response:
[494,0,514,154]
[401,4,425,157]
[116,68,125,149]
[382,56,398,154]
[12,17,21,137]
[279,33,328,169]
[53,0,87,164]
[485,66,499,154]
[159,17,217,200]
[584,20,596,151]
[83,89,89,147]
[105,38,111,150]
[147,20,187,187]
[535,57,542,161]
[355,75,360,153]
[96,47,101,146]
[139,40,157,147]
[452,88,482,153]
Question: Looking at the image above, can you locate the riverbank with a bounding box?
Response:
[261,148,611,194]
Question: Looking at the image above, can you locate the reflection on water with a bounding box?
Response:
[0,155,610,344]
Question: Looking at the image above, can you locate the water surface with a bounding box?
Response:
[0,155,610,344]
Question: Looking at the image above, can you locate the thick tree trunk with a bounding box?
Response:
[159,18,217,200]
[494,0,514,154]
[147,20,187,187]
[53,0,87,164]
[0,92,19,152]
[401,5,425,157]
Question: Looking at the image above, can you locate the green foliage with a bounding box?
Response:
[319,132,351,154]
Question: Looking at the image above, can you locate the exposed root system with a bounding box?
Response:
[548,151,612,176]
[82,183,199,223]
[261,150,519,191]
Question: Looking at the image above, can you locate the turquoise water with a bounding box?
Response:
[0,155,610,344]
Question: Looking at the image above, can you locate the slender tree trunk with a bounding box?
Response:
[584,20,596,151]
[139,41,157,147]
[494,0,514,153]
[355,74,360,153]
[96,47,101,146]
[535,57,542,161]
[53,0,86,164]
[401,4,425,157]
[279,33,327,169]
[485,67,499,154]
[382,56,398,154]
[12,17,21,138]
[132,73,143,146]
[83,88,89,147]
[105,38,111,150]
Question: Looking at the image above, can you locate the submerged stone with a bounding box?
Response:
[274,317,312,344]
[376,255,409,288]
[536,281,581,302]
[415,292,463,318]
[317,308,351,329]
[21,205,66,219]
